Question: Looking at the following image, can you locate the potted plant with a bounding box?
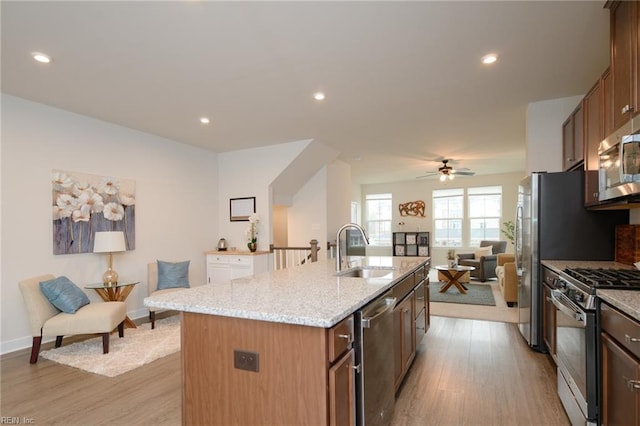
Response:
[245,213,260,252]
[447,249,456,268]
[502,220,515,245]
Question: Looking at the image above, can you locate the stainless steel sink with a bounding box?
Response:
[336,266,395,279]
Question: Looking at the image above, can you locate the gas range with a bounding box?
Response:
[555,267,640,310]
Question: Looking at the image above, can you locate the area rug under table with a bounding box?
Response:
[429,282,496,306]
[39,315,180,377]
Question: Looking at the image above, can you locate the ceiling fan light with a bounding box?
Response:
[439,174,446,182]
[448,174,454,180]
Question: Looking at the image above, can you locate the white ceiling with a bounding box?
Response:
[1,1,610,184]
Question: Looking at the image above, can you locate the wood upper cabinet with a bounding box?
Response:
[610,0,636,128]
[603,68,615,141]
[562,102,584,171]
[584,78,604,206]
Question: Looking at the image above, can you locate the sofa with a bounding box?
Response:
[495,253,517,307]
[457,240,507,282]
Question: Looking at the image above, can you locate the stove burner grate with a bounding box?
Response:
[563,268,640,289]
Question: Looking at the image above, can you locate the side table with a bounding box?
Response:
[85,281,139,328]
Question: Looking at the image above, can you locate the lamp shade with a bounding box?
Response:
[93,231,126,253]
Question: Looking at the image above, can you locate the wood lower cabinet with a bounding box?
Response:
[329,349,355,426]
[414,280,427,345]
[181,311,354,425]
[393,292,416,391]
[392,264,430,392]
[542,284,557,361]
[600,302,640,426]
[601,334,640,426]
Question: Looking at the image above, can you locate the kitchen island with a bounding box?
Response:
[144,255,429,425]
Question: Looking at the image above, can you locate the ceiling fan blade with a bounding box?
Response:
[451,170,475,176]
[416,172,438,179]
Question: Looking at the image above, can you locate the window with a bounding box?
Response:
[468,186,502,246]
[365,193,392,245]
[433,188,463,247]
[432,186,503,247]
[350,201,360,224]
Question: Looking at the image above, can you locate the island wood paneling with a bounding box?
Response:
[181,312,329,426]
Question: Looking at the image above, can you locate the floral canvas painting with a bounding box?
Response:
[52,170,135,254]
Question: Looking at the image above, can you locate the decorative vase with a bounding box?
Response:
[448,259,456,268]
[248,242,257,252]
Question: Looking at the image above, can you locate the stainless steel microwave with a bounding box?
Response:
[599,123,640,202]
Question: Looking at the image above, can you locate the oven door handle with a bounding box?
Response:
[550,289,586,325]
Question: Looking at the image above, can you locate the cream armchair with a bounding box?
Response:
[19,274,126,363]
[495,254,517,307]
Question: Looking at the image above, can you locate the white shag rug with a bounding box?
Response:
[39,315,180,377]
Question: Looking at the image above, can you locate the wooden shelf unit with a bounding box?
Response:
[393,232,430,257]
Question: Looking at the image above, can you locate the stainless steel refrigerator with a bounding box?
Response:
[515,171,627,351]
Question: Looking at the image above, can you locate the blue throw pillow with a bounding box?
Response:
[157,260,190,290]
[39,276,90,314]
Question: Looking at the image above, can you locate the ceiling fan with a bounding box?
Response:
[416,159,476,181]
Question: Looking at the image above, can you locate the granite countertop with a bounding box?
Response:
[542,260,640,321]
[144,256,429,328]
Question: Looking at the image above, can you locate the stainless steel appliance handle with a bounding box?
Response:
[361,297,397,328]
[515,205,523,273]
[550,289,585,325]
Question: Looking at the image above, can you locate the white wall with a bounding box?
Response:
[326,160,351,247]
[526,95,583,174]
[1,94,219,354]
[288,167,327,247]
[217,140,309,251]
[360,172,523,265]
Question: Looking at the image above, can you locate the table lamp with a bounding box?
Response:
[93,231,126,285]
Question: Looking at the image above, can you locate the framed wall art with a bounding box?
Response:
[52,169,136,254]
[230,197,255,221]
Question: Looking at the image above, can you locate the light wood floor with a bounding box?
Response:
[1,316,569,426]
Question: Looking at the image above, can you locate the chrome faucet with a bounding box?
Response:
[336,223,370,272]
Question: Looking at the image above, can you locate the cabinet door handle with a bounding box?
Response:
[625,334,640,344]
[625,377,640,390]
[622,105,631,114]
[338,333,353,343]
[566,158,574,162]
[352,364,361,374]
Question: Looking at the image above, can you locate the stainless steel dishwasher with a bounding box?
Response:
[354,291,396,426]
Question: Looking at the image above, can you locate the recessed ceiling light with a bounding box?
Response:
[481,53,498,65]
[199,117,210,124]
[313,92,326,101]
[31,52,52,64]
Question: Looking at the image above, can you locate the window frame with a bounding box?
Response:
[365,193,392,246]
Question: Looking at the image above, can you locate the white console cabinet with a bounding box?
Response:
[205,251,269,284]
